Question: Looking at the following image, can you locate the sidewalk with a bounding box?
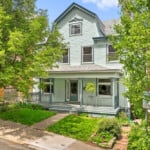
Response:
[0,113,104,150]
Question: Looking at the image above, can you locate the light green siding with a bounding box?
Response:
[53,79,65,102]
[57,8,103,65]
[119,82,127,108]
[40,4,128,109]
[83,79,96,105]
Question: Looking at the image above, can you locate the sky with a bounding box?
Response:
[36,0,120,25]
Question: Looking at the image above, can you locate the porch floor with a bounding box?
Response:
[38,102,120,116]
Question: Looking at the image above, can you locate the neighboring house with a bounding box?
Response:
[32,3,128,116]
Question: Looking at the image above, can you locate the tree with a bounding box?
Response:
[0,0,65,96]
[112,0,150,117]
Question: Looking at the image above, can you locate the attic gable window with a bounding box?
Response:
[82,46,93,63]
[70,23,82,36]
[107,45,118,62]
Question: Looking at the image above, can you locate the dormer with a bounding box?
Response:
[69,17,83,36]
[54,2,106,38]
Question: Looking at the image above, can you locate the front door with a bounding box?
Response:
[70,80,78,101]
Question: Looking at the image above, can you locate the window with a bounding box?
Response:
[70,23,81,36]
[62,49,69,63]
[82,46,93,63]
[108,45,118,61]
[98,79,111,95]
[42,78,54,94]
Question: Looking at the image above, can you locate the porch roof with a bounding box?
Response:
[47,64,122,74]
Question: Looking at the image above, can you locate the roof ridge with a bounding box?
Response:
[54,2,97,23]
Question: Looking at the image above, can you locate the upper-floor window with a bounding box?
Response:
[70,23,82,36]
[82,46,93,63]
[98,79,111,95]
[62,49,69,64]
[107,45,118,62]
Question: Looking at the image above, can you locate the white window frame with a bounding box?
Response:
[69,22,82,36]
[98,79,112,96]
[62,48,69,64]
[42,79,54,94]
[107,44,118,62]
[82,46,93,63]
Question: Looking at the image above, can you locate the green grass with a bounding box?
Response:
[47,114,99,141]
[91,131,113,143]
[0,108,56,125]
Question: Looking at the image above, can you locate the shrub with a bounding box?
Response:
[12,102,43,110]
[117,111,130,126]
[0,104,9,112]
[92,131,113,143]
[128,123,150,150]
[97,117,121,139]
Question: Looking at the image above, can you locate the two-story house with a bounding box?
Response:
[32,3,128,116]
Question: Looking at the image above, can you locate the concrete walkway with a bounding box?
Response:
[31,113,68,130]
[0,113,104,150]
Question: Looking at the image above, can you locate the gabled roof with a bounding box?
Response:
[54,2,105,37]
[54,3,96,23]
[103,19,120,35]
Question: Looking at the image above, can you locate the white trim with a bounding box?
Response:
[82,46,94,63]
[61,48,70,64]
[69,22,82,36]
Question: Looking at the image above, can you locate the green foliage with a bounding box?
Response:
[128,122,150,150]
[0,104,9,112]
[47,115,120,146]
[117,111,130,126]
[0,108,56,125]
[91,131,113,143]
[47,114,99,141]
[111,0,150,118]
[12,102,44,110]
[0,0,65,95]
[85,82,96,93]
[97,117,121,139]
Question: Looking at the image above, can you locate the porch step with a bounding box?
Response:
[48,104,120,116]
[49,104,76,112]
[80,107,120,116]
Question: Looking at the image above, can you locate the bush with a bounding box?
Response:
[92,131,113,143]
[117,111,130,126]
[97,117,121,139]
[128,123,150,150]
[12,102,43,110]
[0,104,9,112]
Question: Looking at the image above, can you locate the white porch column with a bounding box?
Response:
[79,79,83,107]
[112,78,116,108]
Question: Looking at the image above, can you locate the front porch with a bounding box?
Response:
[48,103,120,116]
[28,92,120,116]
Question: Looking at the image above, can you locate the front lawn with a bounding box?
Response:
[47,114,121,148]
[47,114,99,141]
[0,104,56,125]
